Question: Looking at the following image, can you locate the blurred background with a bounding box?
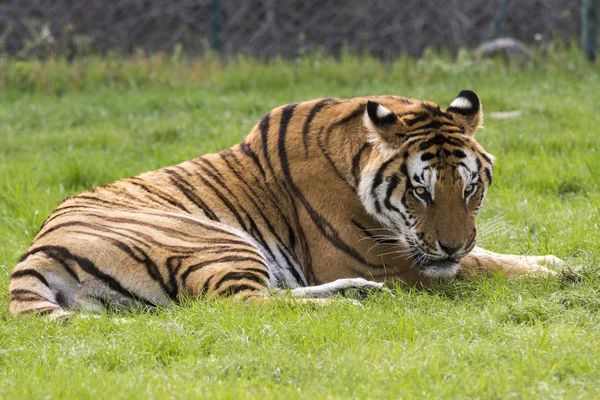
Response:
[0,0,595,61]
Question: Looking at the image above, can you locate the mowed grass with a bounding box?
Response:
[0,50,599,399]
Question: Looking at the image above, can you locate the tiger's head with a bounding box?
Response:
[358,90,494,278]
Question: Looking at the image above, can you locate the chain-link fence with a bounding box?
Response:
[0,0,581,59]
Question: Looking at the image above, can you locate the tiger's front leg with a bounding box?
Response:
[458,246,564,278]
[275,278,389,300]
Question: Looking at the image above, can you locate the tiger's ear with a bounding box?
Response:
[447,90,483,136]
[363,101,407,153]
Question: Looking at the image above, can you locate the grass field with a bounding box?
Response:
[1,50,599,399]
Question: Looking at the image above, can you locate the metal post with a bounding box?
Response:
[489,0,514,39]
[211,0,221,51]
[582,0,597,62]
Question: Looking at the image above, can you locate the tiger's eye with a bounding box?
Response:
[465,184,474,193]
[415,187,426,195]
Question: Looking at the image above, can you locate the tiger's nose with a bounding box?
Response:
[438,241,461,257]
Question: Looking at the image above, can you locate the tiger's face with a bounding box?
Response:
[359,90,494,278]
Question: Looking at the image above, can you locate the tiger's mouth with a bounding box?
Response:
[418,257,461,279]
[410,244,461,278]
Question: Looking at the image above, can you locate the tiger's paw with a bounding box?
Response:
[326,278,393,300]
[286,278,393,300]
[335,278,394,300]
[516,254,565,277]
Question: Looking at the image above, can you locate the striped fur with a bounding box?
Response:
[9,90,561,317]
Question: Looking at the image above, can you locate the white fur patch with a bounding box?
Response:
[376,104,392,119]
[363,110,378,138]
[457,151,479,193]
[358,163,386,220]
[450,97,472,110]
[358,162,410,235]
[408,153,437,200]
[420,261,460,279]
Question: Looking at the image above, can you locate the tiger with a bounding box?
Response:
[9,90,563,318]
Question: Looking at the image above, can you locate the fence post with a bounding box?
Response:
[211,0,221,51]
[582,0,597,62]
[489,0,515,39]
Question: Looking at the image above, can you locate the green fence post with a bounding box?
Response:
[211,0,221,51]
[489,0,515,39]
[582,0,597,62]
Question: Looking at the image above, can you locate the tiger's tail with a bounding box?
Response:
[9,252,73,319]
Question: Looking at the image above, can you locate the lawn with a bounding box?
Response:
[0,50,599,399]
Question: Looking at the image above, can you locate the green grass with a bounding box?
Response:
[1,50,599,399]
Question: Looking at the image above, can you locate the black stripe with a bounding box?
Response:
[194,162,241,202]
[180,255,266,284]
[317,103,368,188]
[402,132,438,147]
[404,113,429,126]
[213,271,267,292]
[194,158,226,180]
[9,288,51,302]
[484,167,493,185]
[352,220,398,244]
[129,243,177,301]
[316,126,349,185]
[101,184,157,207]
[480,152,494,165]
[11,270,50,287]
[406,127,464,136]
[475,156,483,171]
[277,244,306,286]
[419,134,457,150]
[453,149,467,158]
[236,190,290,263]
[37,203,114,233]
[127,179,189,212]
[420,102,445,116]
[259,112,275,177]
[166,255,185,299]
[19,306,60,316]
[409,120,443,132]
[330,103,366,128]
[165,169,220,221]
[165,247,264,300]
[74,195,139,208]
[420,152,436,161]
[302,99,333,158]
[91,234,175,301]
[239,140,267,180]
[36,220,147,246]
[221,284,263,296]
[351,142,372,188]
[192,165,254,236]
[19,247,80,282]
[280,103,300,143]
[383,175,401,213]
[245,267,270,280]
[370,157,397,201]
